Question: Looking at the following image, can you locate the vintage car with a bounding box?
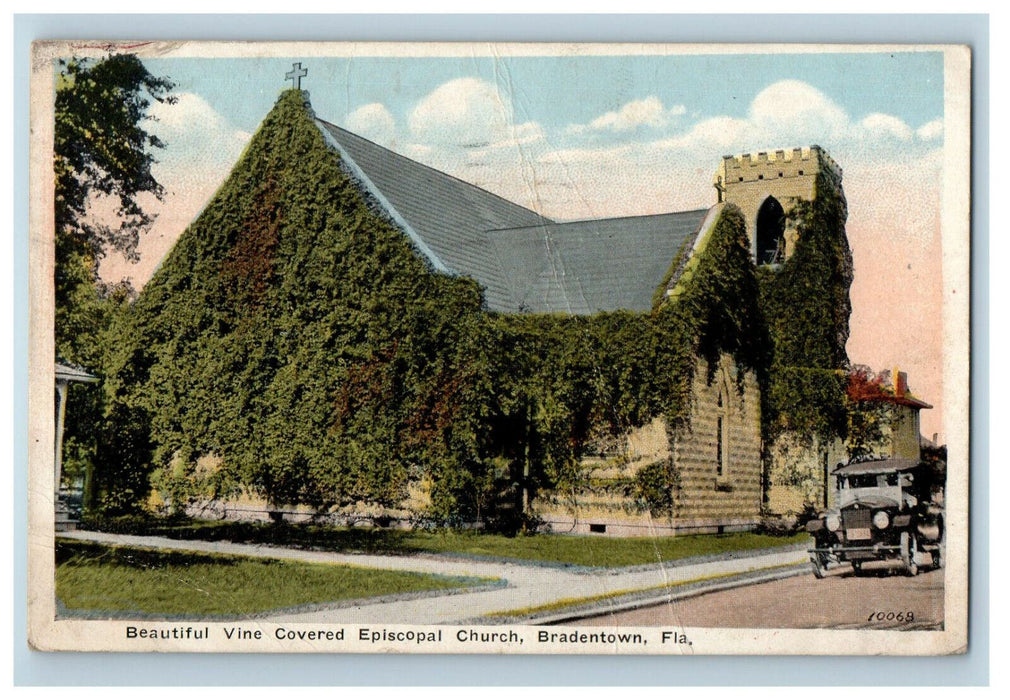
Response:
[806,457,944,578]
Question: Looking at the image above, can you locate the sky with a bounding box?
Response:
[92,48,948,441]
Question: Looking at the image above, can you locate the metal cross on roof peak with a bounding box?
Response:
[285,62,307,90]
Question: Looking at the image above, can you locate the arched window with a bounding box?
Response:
[716,389,729,477]
[756,196,786,265]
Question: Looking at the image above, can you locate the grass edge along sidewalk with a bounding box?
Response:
[84,517,811,568]
[55,538,495,618]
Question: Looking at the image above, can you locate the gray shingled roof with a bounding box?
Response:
[316,118,708,315]
[485,211,708,314]
[317,120,549,310]
[55,361,98,383]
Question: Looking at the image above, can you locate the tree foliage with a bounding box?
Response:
[845,365,898,460]
[53,54,175,497]
[56,53,176,367]
[97,91,766,528]
[55,54,175,277]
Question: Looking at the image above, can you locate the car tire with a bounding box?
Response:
[901,531,919,577]
[811,553,828,579]
[851,561,864,576]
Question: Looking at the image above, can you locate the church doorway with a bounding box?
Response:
[755,196,786,265]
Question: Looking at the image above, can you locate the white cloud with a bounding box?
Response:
[539,144,633,166]
[100,93,251,287]
[632,81,853,158]
[394,78,557,212]
[641,81,932,165]
[346,103,397,147]
[656,116,750,151]
[148,92,228,132]
[390,79,940,221]
[147,92,251,180]
[460,120,546,153]
[567,96,687,135]
[505,120,545,146]
[148,93,250,150]
[916,118,944,141]
[409,77,516,147]
[329,77,941,224]
[520,80,940,220]
[859,113,914,142]
[591,96,663,130]
[748,79,849,142]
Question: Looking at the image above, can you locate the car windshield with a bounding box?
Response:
[841,473,898,489]
[836,470,907,508]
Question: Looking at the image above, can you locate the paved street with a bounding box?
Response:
[575,561,945,630]
[61,530,808,624]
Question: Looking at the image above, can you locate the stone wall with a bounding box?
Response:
[715,146,840,261]
[535,416,673,536]
[671,355,763,528]
[766,402,927,517]
[765,436,849,516]
[537,354,764,536]
[184,355,765,537]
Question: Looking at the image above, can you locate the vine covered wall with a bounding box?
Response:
[89,90,850,530]
[758,156,855,512]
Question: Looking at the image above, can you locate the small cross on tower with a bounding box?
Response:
[285,62,308,90]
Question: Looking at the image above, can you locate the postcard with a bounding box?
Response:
[27,40,970,655]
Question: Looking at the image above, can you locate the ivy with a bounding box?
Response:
[759,160,853,446]
[634,458,679,517]
[93,91,771,529]
[53,55,175,500]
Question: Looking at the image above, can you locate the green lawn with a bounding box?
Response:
[56,539,480,617]
[87,518,810,568]
[406,530,810,568]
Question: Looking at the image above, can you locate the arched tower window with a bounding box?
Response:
[756,196,786,266]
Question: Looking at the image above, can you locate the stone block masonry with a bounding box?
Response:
[536,355,764,536]
[673,356,763,526]
[715,146,841,262]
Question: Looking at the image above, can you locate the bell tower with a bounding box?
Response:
[713,146,842,266]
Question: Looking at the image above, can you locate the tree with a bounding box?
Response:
[52,54,174,511]
[54,53,175,363]
[845,365,897,461]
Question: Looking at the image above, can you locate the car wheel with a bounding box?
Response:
[901,531,919,577]
[811,553,828,579]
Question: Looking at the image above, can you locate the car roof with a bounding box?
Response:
[833,457,923,476]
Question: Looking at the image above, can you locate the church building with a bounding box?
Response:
[315,116,840,535]
[108,87,854,536]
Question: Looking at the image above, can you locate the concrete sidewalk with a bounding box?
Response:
[60,530,809,624]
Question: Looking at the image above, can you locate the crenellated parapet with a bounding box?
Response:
[715,146,841,189]
[712,145,842,265]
